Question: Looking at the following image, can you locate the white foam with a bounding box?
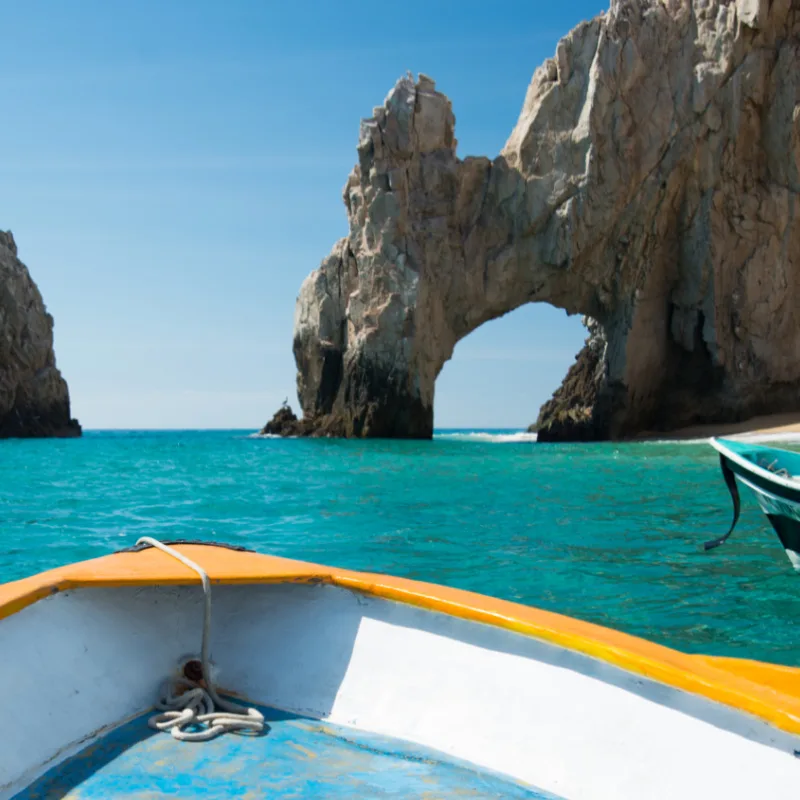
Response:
[635,432,800,447]
[637,437,711,445]
[435,431,538,444]
[249,430,537,443]
[728,432,800,445]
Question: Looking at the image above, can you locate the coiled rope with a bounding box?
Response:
[759,458,791,478]
[136,536,265,741]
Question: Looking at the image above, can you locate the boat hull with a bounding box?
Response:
[2,545,800,800]
[738,475,800,570]
[710,437,800,570]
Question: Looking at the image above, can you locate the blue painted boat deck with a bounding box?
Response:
[15,706,557,798]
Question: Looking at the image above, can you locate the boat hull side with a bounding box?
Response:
[735,473,800,571]
[767,513,800,570]
[710,439,800,570]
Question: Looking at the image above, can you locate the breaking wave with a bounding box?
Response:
[434,430,538,444]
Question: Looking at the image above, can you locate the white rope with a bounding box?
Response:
[136,536,265,741]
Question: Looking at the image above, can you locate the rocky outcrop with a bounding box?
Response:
[259,402,324,436]
[289,0,800,440]
[261,403,301,436]
[0,232,80,438]
[532,318,608,442]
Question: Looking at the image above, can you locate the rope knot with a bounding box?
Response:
[136,537,266,742]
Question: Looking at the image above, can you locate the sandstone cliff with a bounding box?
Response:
[282,0,800,440]
[0,232,80,438]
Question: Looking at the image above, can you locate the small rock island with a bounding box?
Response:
[266,0,800,441]
[0,231,81,438]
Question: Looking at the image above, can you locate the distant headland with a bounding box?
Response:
[0,231,80,439]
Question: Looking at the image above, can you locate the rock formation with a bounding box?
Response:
[261,403,300,436]
[0,232,81,438]
[259,402,317,436]
[283,0,800,440]
[529,317,608,441]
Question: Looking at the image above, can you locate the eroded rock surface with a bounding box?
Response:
[287,0,800,440]
[531,318,609,442]
[0,232,80,438]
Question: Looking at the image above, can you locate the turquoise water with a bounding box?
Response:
[1,429,799,666]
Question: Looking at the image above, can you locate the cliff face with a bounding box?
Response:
[530,318,608,441]
[288,0,800,440]
[0,232,81,438]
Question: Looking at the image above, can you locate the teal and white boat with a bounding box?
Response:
[708,437,800,570]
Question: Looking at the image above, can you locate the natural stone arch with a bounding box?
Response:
[286,0,800,440]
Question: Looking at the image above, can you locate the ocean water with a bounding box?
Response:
[1,429,799,666]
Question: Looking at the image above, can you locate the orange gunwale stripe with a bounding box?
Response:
[1,544,799,737]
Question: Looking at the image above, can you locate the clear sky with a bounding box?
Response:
[0,0,602,430]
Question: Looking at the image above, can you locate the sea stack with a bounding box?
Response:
[0,231,81,438]
[277,0,800,441]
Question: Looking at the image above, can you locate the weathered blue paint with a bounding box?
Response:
[15,706,560,798]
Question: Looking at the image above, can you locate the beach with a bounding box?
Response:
[638,412,800,442]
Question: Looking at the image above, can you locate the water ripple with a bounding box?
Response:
[0,430,798,665]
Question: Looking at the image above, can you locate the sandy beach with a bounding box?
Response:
[637,412,800,441]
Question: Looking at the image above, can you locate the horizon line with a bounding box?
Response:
[72,426,532,433]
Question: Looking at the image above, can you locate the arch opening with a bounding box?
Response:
[433,304,587,433]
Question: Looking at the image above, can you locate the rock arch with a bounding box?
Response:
[286,0,800,440]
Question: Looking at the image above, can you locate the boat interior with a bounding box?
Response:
[714,437,800,480]
[15,704,548,799]
[2,548,800,800]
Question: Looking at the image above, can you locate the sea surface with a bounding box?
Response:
[2,428,799,666]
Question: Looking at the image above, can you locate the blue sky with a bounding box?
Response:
[0,1,601,430]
